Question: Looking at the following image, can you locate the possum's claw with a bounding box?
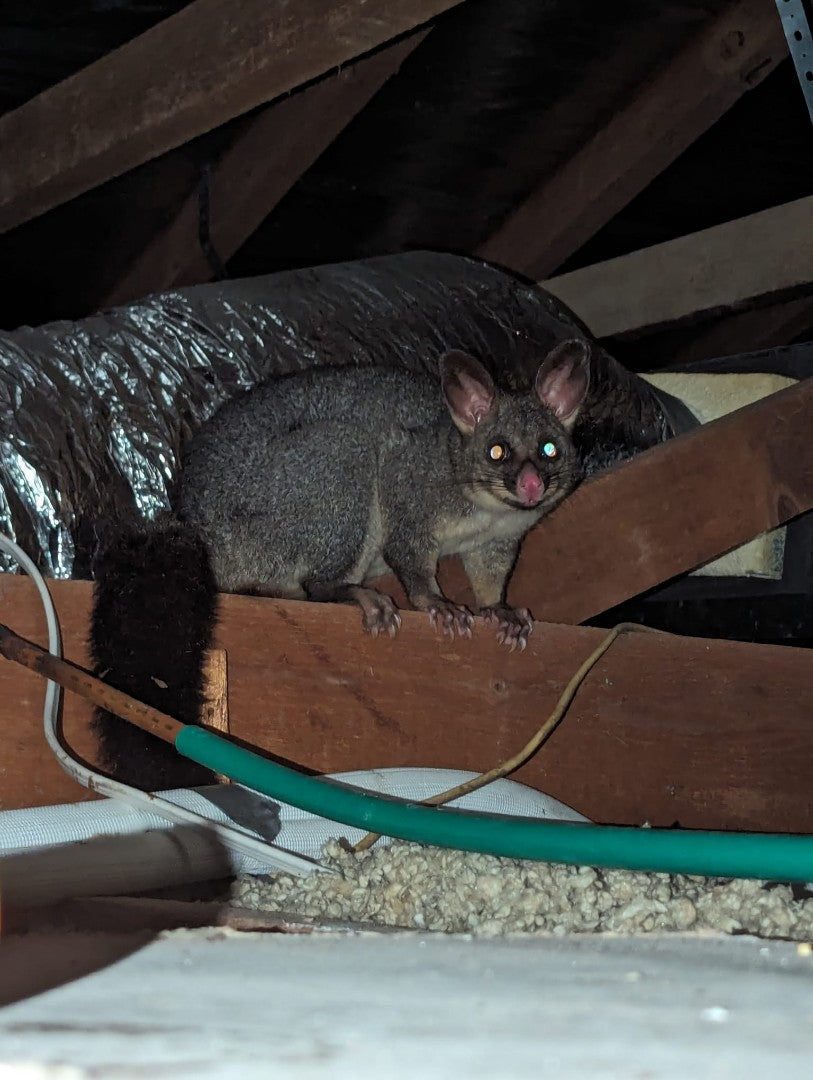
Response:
[481,605,534,651]
[354,590,402,638]
[427,601,474,639]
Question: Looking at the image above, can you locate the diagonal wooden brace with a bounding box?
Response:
[505,376,813,625]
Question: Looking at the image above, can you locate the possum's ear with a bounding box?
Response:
[441,351,496,435]
[534,339,591,430]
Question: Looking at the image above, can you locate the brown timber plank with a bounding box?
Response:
[478,0,784,279]
[505,376,813,624]
[0,0,462,234]
[543,195,813,339]
[101,33,427,307]
[2,578,813,834]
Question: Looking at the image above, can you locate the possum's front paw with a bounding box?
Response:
[354,590,402,638]
[427,599,474,639]
[481,605,534,651]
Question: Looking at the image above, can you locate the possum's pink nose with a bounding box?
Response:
[516,462,545,507]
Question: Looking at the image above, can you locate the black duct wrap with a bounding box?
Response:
[0,251,680,578]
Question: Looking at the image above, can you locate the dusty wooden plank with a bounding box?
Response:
[544,195,813,339]
[477,0,784,279]
[506,375,813,624]
[2,578,813,834]
[101,33,427,307]
[0,0,461,234]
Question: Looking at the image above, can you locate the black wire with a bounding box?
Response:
[197,161,228,281]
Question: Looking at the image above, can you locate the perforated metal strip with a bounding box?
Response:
[775,0,813,125]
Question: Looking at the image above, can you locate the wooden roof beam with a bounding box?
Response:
[477,0,785,280]
[543,194,813,339]
[0,0,463,235]
[101,32,428,308]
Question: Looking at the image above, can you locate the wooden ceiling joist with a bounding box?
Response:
[504,371,813,625]
[477,0,785,280]
[0,0,462,236]
[101,32,428,309]
[543,194,813,339]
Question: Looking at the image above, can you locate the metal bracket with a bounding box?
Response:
[775,0,813,125]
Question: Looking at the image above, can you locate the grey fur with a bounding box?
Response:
[176,345,588,643]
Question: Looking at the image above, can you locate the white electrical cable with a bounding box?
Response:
[0,532,320,877]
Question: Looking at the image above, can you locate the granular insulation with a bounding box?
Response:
[233,841,813,939]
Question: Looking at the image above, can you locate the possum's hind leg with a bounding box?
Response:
[305,581,402,638]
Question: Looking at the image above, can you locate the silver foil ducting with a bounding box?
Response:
[0,251,673,578]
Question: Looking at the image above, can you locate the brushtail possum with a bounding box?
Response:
[177,339,589,646]
[90,340,589,789]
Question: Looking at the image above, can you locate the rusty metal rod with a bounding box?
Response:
[0,622,182,744]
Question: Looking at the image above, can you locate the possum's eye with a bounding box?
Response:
[541,441,558,459]
[487,442,510,463]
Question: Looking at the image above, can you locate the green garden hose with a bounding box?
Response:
[176,726,813,882]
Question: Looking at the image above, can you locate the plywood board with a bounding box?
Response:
[1,578,812,834]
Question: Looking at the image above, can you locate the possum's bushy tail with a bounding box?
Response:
[89,519,218,790]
